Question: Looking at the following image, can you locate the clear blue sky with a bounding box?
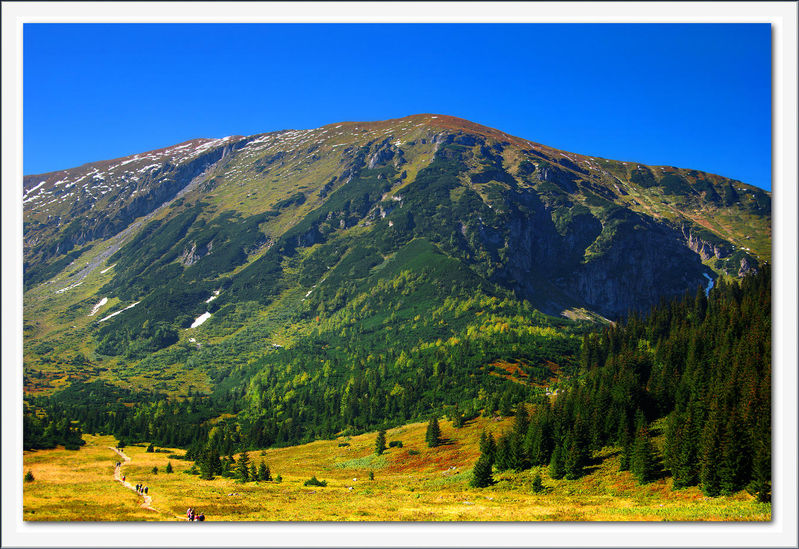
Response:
[24,23,771,190]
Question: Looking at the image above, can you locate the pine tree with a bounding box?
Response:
[146,443,155,453]
[563,431,588,480]
[165,461,173,474]
[699,410,723,496]
[618,426,632,472]
[494,434,511,471]
[236,451,251,482]
[24,470,34,483]
[249,463,258,482]
[479,431,496,464]
[425,416,441,448]
[549,443,565,480]
[531,471,544,493]
[375,429,387,455]
[719,413,752,495]
[470,453,494,488]
[631,429,659,484]
[257,461,269,482]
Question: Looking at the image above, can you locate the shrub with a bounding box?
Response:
[146,444,155,453]
[388,440,403,448]
[303,476,327,487]
[151,466,158,474]
[165,462,173,474]
[24,470,35,483]
[408,449,420,456]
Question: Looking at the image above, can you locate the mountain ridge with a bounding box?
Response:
[22,113,771,402]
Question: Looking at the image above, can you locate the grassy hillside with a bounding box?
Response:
[24,424,770,522]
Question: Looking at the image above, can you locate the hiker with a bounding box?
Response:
[186,507,192,520]
[122,475,125,482]
[198,513,205,522]
[189,509,195,521]
[144,486,148,495]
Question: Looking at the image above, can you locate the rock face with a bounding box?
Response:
[682,226,732,260]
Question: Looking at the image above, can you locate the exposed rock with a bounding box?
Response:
[682,226,732,260]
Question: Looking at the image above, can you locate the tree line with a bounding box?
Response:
[471,267,770,500]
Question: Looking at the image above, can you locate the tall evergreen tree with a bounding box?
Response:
[630,428,659,484]
[549,443,565,480]
[470,453,494,488]
[375,429,387,455]
[479,430,496,464]
[236,451,251,482]
[425,416,441,448]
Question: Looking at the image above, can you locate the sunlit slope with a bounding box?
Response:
[23,114,770,399]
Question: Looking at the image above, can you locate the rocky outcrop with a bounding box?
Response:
[179,240,213,266]
[738,255,758,277]
[682,226,732,260]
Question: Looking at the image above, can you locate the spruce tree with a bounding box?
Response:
[257,461,269,482]
[470,453,494,488]
[250,462,258,482]
[631,429,659,484]
[165,461,173,474]
[719,413,752,495]
[236,451,251,482]
[531,471,544,493]
[425,416,441,448]
[375,429,387,455]
[494,434,511,471]
[479,431,496,464]
[549,443,565,480]
[699,411,722,496]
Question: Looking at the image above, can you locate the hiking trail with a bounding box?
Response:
[109,446,187,520]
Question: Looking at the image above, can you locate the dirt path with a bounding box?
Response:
[109,447,186,520]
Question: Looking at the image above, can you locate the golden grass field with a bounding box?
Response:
[23,416,771,522]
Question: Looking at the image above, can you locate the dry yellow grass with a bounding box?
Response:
[23,418,771,522]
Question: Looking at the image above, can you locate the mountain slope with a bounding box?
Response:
[22,114,770,408]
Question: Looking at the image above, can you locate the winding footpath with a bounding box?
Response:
[109,447,187,520]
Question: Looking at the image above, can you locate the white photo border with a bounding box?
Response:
[2,2,796,548]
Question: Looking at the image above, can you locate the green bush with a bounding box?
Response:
[303,476,327,487]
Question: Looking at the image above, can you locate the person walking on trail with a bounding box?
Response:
[144,486,148,495]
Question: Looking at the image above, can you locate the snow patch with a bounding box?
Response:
[55,281,84,294]
[189,312,212,328]
[98,301,140,323]
[88,297,108,316]
[205,289,221,303]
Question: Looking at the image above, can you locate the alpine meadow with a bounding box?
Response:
[22,113,771,522]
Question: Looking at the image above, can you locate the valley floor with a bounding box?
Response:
[23,418,770,522]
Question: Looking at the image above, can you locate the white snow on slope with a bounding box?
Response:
[89,297,108,316]
[98,301,140,323]
[100,264,116,274]
[55,281,83,294]
[189,312,211,328]
[205,290,221,303]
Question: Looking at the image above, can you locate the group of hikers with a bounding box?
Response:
[135,483,149,495]
[186,508,206,522]
[115,462,126,483]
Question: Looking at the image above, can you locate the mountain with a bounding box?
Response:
[22,114,770,440]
